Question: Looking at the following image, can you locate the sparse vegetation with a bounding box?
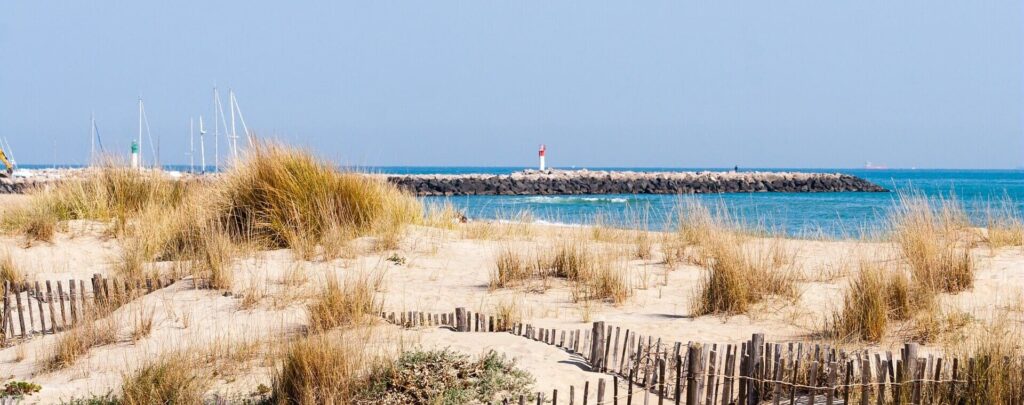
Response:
[306,273,379,333]
[44,317,119,371]
[493,299,522,331]
[1,381,42,399]
[216,143,422,253]
[890,193,975,293]
[425,200,463,230]
[488,239,632,303]
[985,197,1024,249]
[0,250,24,284]
[490,245,533,289]
[827,263,916,341]
[120,353,208,405]
[130,305,155,341]
[690,231,796,316]
[355,349,534,404]
[271,332,380,404]
[941,317,1023,403]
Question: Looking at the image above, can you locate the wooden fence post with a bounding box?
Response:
[591,322,606,371]
[746,333,764,405]
[34,282,46,334]
[45,281,57,333]
[455,307,466,332]
[56,281,67,329]
[613,376,619,405]
[686,344,702,405]
[675,353,683,405]
[861,357,871,405]
[706,345,718,405]
[14,283,25,337]
[722,345,735,405]
[1,282,8,343]
[91,273,102,305]
[68,280,77,325]
[604,325,613,372]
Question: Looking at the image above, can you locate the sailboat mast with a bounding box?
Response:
[230,89,237,160]
[90,113,96,166]
[213,87,220,172]
[199,115,207,174]
[189,118,195,174]
[138,97,144,169]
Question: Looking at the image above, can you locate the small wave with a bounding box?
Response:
[520,196,630,204]
[531,219,585,228]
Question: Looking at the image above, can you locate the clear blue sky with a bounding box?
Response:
[1,1,1021,169]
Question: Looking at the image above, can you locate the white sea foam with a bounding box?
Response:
[520,196,629,204]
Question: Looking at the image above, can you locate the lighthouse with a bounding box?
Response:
[130,140,139,169]
[538,144,546,171]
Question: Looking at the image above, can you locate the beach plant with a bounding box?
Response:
[0,249,24,284]
[353,350,534,404]
[1,381,42,399]
[890,193,975,293]
[984,197,1024,249]
[58,392,121,405]
[490,245,530,289]
[686,200,797,316]
[215,142,422,252]
[306,272,379,333]
[271,332,381,404]
[120,353,208,405]
[44,316,119,371]
[828,263,906,341]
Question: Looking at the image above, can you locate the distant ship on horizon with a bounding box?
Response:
[863,161,888,170]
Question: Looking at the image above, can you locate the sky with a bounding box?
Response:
[0,1,1021,169]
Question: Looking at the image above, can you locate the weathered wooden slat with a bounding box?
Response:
[45,281,57,333]
[56,281,67,328]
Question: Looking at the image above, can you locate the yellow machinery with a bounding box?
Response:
[0,148,12,177]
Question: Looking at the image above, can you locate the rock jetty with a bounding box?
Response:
[386,170,887,196]
[0,178,50,194]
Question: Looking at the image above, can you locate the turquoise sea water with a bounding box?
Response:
[393,167,1024,238]
[19,165,1024,237]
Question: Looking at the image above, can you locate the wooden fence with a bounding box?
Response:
[382,308,1008,405]
[1,273,177,345]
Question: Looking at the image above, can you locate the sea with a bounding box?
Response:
[18,164,1024,238]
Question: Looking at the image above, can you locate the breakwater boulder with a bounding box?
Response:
[386,170,888,196]
[0,178,48,194]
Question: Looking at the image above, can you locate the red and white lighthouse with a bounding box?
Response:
[538,144,546,171]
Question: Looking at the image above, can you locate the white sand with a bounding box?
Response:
[1,200,1022,402]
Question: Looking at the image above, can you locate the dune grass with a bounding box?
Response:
[831,263,890,341]
[0,250,24,285]
[985,197,1024,249]
[306,272,380,333]
[43,316,118,371]
[826,262,928,342]
[688,225,798,317]
[890,193,975,293]
[216,143,421,254]
[5,164,189,237]
[489,245,533,289]
[120,353,208,405]
[927,316,1023,403]
[9,143,422,276]
[487,238,632,303]
[272,332,380,404]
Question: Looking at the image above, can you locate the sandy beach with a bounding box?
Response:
[2,191,1022,403]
